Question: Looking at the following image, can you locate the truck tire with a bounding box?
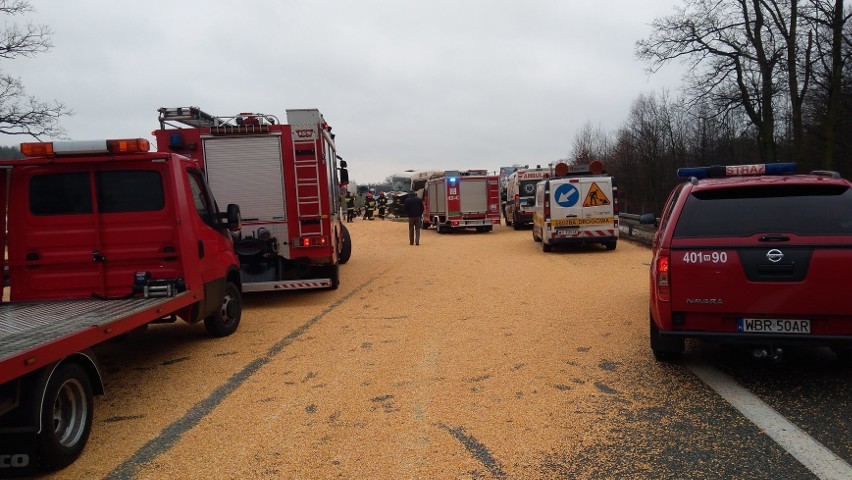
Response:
[204,282,241,337]
[338,224,352,265]
[542,241,552,252]
[605,240,617,251]
[650,314,684,360]
[38,362,94,469]
[512,214,521,230]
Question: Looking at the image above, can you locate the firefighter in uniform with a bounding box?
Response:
[364,192,377,220]
[377,192,388,220]
[344,191,356,223]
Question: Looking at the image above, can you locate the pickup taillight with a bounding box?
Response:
[655,256,670,301]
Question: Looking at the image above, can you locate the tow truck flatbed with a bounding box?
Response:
[0,292,192,385]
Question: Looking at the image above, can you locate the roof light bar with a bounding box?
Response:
[20,138,151,157]
[677,163,797,179]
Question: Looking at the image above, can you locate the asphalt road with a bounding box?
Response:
[40,219,851,480]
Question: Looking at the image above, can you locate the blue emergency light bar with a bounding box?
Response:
[444,170,460,184]
[677,163,797,179]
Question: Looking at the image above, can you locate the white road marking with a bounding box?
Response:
[687,361,852,480]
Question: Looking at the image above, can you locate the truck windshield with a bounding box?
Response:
[673,184,852,237]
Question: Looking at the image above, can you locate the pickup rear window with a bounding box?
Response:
[673,184,852,237]
[30,170,164,215]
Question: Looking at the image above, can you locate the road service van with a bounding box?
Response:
[532,161,618,252]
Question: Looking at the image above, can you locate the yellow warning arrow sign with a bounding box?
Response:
[583,182,611,207]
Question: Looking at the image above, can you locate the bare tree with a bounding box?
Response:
[0,0,70,139]
[803,0,850,169]
[570,121,611,165]
[636,0,799,163]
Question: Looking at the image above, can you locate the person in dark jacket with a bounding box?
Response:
[377,192,388,220]
[403,192,424,245]
[344,192,356,223]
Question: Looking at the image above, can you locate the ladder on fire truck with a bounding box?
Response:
[158,107,221,129]
[287,111,325,239]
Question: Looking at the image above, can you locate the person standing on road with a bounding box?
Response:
[344,191,355,223]
[364,192,377,221]
[377,192,388,220]
[404,191,424,245]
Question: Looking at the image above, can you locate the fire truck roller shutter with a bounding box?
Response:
[459,179,488,213]
[202,136,287,224]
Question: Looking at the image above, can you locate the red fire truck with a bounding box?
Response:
[0,138,242,474]
[423,170,501,233]
[154,107,351,291]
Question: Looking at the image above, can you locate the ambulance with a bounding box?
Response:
[504,166,550,229]
[531,160,618,252]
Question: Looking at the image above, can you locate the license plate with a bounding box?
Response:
[554,226,579,237]
[737,318,810,334]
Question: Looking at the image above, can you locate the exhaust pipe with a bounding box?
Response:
[751,346,784,362]
[752,347,769,359]
[770,347,784,362]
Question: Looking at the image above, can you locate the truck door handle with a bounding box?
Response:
[92,250,106,262]
[198,240,205,259]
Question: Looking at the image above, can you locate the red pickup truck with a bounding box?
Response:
[644,163,852,361]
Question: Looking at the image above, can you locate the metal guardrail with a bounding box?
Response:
[619,213,656,246]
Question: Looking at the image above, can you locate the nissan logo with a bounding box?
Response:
[766,249,784,263]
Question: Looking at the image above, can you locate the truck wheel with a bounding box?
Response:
[338,224,352,264]
[542,241,552,252]
[512,215,521,230]
[650,314,684,360]
[204,282,241,337]
[38,362,94,469]
[605,240,617,251]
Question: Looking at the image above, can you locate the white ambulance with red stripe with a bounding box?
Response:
[504,166,550,229]
[531,160,619,252]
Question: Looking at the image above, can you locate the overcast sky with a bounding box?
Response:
[6,0,684,184]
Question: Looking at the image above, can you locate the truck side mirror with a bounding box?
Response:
[339,167,349,185]
[639,213,658,227]
[226,204,241,232]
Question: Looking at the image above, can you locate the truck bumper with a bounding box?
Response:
[242,278,333,292]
